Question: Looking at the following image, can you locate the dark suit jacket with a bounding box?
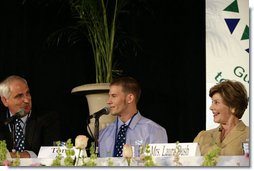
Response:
[0,108,61,155]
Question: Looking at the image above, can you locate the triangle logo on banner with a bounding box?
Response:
[222,0,249,54]
[223,0,239,13]
[224,18,240,34]
[241,25,249,40]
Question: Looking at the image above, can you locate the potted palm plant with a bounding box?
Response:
[46,0,138,137]
[70,0,120,83]
[66,0,129,136]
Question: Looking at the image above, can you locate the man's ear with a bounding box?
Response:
[127,94,134,104]
[1,96,8,107]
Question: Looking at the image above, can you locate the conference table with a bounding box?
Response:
[15,155,249,167]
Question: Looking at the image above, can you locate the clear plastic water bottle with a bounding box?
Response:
[242,139,249,159]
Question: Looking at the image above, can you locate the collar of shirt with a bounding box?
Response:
[117,111,142,130]
[117,118,130,128]
[10,111,30,125]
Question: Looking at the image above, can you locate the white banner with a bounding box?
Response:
[206,0,249,129]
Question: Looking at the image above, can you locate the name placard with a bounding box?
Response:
[147,143,201,157]
[38,146,87,158]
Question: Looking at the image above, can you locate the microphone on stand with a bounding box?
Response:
[89,107,110,119]
[4,109,26,125]
[90,107,110,155]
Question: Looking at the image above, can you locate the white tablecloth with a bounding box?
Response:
[15,156,249,167]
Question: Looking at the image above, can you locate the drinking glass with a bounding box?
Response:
[242,139,249,158]
[53,141,66,146]
[130,139,145,157]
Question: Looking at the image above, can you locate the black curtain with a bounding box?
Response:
[0,0,205,143]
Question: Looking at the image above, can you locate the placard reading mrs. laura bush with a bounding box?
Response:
[147,143,201,157]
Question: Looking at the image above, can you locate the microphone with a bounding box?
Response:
[89,107,110,119]
[4,109,26,125]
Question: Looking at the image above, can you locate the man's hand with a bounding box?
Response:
[10,151,31,158]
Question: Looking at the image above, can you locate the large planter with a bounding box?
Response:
[71,83,116,137]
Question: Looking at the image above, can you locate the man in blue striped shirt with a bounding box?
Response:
[99,76,168,157]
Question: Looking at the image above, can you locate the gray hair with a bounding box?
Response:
[0,75,28,99]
